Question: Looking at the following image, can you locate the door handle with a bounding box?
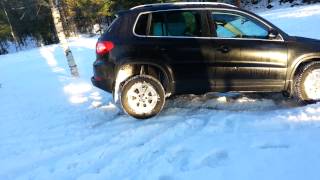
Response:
[157,46,168,51]
[217,46,230,53]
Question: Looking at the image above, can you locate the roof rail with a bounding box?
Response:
[130,2,236,10]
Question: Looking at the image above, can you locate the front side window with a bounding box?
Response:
[135,10,203,37]
[211,12,269,39]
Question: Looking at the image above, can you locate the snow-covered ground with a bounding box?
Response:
[260,4,320,39]
[1,5,320,180]
[0,37,40,55]
[244,0,314,12]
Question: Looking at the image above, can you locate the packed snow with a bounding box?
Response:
[1,5,320,180]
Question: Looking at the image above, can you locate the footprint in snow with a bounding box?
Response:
[167,149,192,171]
[168,149,229,171]
[257,143,290,150]
[200,150,229,168]
[158,175,175,180]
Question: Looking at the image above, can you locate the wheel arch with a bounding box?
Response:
[287,55,320,95]
[113,61,175,102]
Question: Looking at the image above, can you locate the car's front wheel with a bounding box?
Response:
[294,61,320,103]
[120,75,165,119]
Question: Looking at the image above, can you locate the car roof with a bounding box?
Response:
[129,2,237,12]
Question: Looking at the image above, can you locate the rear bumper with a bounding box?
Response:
[91,59,115,93]
[91,76,113,93]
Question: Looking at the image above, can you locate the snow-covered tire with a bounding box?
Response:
[294,61,320,104]
[120,75,165,119]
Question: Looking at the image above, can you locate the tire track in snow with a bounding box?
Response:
[8,117,179,179]
[80,116,210,179]
[0,114,136,179]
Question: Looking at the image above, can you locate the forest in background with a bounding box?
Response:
[0,0,319,55]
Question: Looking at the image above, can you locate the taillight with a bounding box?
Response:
[96,41,114,55]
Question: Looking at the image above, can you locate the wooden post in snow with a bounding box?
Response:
[49,0,79,77]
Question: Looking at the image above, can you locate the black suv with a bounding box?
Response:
[92,2,320,119]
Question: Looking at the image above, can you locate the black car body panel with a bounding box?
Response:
[92,2,320,97]
[285,36,320,89]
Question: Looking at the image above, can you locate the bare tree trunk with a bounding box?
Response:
[49,0,79,77]
[60,1,78,37]
[0,0,18,45]
[236,0,241,8]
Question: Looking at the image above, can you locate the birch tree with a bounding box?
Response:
[49,0,79,77]
[0,0,18,44]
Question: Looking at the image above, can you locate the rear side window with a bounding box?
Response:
[135,14,149,35]
[134,10,203,37]
[165,11,202,37]
[150,12,166,36]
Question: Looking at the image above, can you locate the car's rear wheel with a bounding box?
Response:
[294,61,320,103]
[120,75,165,119]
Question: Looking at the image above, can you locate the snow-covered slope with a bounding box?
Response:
[1,5,320,180]
[260,4,320,39]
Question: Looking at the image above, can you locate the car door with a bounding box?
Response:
[147,10,215,94]
[209,10,288,92]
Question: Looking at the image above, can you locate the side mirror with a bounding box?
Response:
[268,29,279,39]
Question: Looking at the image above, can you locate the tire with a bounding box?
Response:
[120,75,165,119]
[294,61,320,104]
